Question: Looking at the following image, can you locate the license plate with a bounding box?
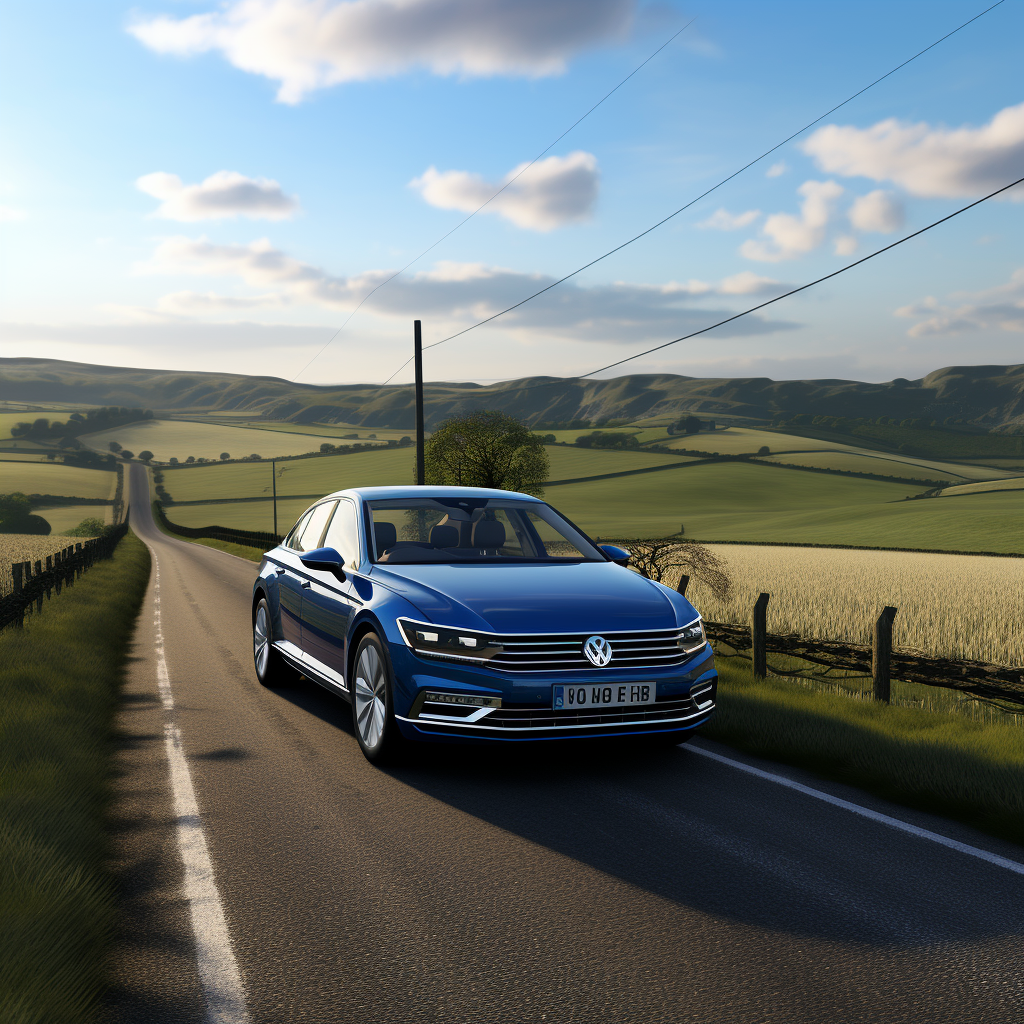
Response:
[552,683,656,710]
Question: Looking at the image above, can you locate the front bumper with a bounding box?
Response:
[389,642,717,743]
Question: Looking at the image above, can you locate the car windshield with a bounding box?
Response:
[367,497,604,565]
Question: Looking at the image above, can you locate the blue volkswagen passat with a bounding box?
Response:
[252,486,717,762]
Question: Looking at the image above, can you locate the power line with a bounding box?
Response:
[379,0,1005,385]
[292,16,698,382]
[494,174,1024,392]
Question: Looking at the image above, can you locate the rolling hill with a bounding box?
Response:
[3,357,1023,432]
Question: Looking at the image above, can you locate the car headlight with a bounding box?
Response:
[678,619,706,653]
[398,618,502,663]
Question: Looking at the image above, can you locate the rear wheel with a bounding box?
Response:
[253,597,294,688]
[352,632,405,763]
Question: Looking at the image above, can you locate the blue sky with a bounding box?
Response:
[1,0,1022,386]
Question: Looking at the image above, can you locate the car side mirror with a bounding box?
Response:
[600,544,631,567]
[300,546,346,579]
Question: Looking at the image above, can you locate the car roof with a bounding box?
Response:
[326,485,545,503]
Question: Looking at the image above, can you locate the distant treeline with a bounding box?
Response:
[11,407,153,443]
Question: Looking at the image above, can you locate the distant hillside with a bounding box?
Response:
[2,357,1023,432]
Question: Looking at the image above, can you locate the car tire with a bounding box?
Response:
[351,631,405,764]
[253,597,294,688]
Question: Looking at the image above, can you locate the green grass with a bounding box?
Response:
[939,477,1024,496]
[544,445,691,480]
[548,460,920,531]
[0,412,77,439]
[0,531,151,1024]
[547,463,1022,552]
[33,504,114,535]
[0,463,117,500]
[80,418,388,462]
[163,447,416,502]
[850,423,1024,459]
[759,450,967,482]
[660,426,855,455]
[192,537,265,561]
[702,658,1024,846]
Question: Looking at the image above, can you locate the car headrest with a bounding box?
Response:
[374,522,397,554]
[429,524,459,549]
[472,519,505,549]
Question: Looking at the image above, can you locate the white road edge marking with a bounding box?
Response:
[151,551,252,1024]
[689,743,1024,877]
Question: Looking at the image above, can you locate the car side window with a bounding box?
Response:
[322,498,361,568]
[295,501,336,553]
[284,511,312,550]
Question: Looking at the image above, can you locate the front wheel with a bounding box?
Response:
[253,597,294,688]
[351,632,405,763]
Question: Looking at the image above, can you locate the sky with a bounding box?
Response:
[1,0,1022,388]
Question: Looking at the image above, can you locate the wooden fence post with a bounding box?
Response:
[676,573,690,597]
[873,606,898,703]
[752,592,769,679]
[12,562,23,596]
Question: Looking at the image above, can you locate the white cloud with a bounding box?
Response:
[766,161,787,178]
[740,180,843,262]
[802,101,1024,199]
[136,170,299,221]
[134,235,798,340]
[698,207,760,230]
[895,268,1024,337]
[717,271,785,295]
[833,235,857,256]
[128,0,633,104]
[410,151,599,231]
[0,206,28,222]
[848,189,904,233]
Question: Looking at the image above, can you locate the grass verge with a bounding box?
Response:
[0,532,151,1024]
[702,658,1024,847]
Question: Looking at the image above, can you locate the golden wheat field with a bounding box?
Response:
[676,544,1024,667]
[0,535,89,597]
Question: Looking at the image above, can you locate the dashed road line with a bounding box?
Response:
[151,550,252,1024]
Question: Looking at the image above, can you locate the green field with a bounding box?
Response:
[159,444,690,504]
[0,462,117,499]
[80,418,390,462]
[180,416,414,441]
[34,504,114,534]
[758,450,981,482]
[0,411,76,438]
[938,477,1024,497]
[659,426,858,455]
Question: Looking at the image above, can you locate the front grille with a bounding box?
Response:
[485,627,703,672]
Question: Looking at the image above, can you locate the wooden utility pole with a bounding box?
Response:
[271,459,278,536]
[676,574,690,597]
[414,319,425,486]
[873,606,898,703]
[751,592,770,679]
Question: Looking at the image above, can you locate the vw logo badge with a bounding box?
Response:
[583,635,612,667]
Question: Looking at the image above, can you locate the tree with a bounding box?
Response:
[109,441,122,453]
[320,442,335,453]
[624,539,731,598]
[139,450,154,463]
[121,450,135,461]
[220,452,230,461]
[0,492,32,522]
[425,411,549,496]
[757,446,770,455]
[169,457,179,464]
[185,456,195,464]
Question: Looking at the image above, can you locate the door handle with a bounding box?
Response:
[301,581,311,589]
[274,566,286,575]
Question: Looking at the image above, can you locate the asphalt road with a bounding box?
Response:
[107,464,1024,1023]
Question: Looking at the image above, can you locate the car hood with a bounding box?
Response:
[370,561,691,634]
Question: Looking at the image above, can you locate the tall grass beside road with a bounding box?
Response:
[704,659,1024,847]
[0,533,150,1024]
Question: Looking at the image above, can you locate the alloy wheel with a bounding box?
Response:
[354,643,387,749]
[254,603,270,678]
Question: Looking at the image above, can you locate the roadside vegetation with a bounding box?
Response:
[703,658,1024,847]
[0,531,150,1024]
